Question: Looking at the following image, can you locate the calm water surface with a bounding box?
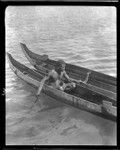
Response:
[6,6,117,145]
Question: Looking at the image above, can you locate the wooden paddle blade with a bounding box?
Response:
[37,76,47,95]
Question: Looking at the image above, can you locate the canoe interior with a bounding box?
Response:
[8,53,116,107]
[20,43,116,94]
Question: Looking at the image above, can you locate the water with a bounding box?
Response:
[5,6,117,145]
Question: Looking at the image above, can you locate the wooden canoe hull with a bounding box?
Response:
[20,43,116,100]
[7,53,117,122]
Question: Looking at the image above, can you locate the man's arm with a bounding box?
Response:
[63,71,71,81]
[70,72,91,84]
[63,70,82,83]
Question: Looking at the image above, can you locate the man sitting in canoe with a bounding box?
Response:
[39,59,91,91]
[37,59,91,95]
[54,59,76,91]
[43,62,75,91]
[54,59,91,87]
[37,59,76,92]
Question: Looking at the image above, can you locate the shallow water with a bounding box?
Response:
[6,6,116,145]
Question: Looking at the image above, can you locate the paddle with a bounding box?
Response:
[30,76,48,110]
[37,76,47,96]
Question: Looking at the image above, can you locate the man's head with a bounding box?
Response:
[58,59,66,70]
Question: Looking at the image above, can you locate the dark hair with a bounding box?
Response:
[58,59,66,65]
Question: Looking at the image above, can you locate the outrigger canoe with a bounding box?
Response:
[20,43,117,101]
[7,53,116,122]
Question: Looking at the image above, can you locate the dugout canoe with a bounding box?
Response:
[20,43,117,100]
[7,52,117,122]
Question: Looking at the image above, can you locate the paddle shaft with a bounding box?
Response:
[31,76,47,109]
[37,76,47,95]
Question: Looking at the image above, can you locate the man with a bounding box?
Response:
[55,59,91,86]
[37,59,91,95]
[55,59,76,91]
[43,65,69,91]
[38,59,75,92]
